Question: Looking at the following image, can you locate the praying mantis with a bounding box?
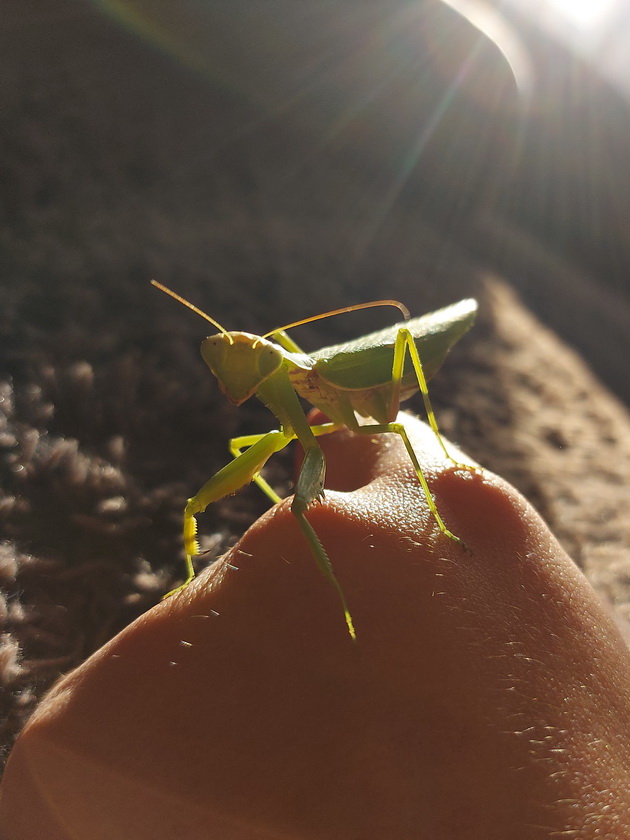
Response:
[152,281,477,638]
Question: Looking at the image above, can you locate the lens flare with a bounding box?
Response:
[545,0,617,28]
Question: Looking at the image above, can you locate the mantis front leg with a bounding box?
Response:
[175,430,291,592]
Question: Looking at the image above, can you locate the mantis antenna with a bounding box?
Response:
[261,299,411,339]
[152,280,410,347]
[151,280,233,342]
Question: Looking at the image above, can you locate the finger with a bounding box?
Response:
[5,420,630,839]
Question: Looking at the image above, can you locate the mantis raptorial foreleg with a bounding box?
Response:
[182,422,356,637]
[179,430,291,588]
[267,329,304,354]
[230,433,287,505]
[230,421,343,504]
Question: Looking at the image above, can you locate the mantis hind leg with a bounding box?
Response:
[348,415,467,550]
[390,327,471,472]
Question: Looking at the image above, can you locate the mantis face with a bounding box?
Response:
[201,332,284,405]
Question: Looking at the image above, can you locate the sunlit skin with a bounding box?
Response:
[2,412,630,839]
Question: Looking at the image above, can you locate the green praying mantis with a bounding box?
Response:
[152,280,477,638]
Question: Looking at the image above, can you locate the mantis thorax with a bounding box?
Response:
[201,332,283,405]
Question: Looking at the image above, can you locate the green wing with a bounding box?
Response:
[312,298,477,390]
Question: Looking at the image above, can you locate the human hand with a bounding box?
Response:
[2,411,630,839]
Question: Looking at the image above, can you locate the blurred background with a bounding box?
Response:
[5,0,630,392]
[1,0,630,765]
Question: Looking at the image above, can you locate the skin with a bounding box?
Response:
[1,411,630,839]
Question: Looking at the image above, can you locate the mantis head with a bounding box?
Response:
[151,279,410,406]
[151,281,284,405]
[201,333,283,405]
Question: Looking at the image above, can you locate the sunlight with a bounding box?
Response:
[545,0,617,29]
[502,0,630,100]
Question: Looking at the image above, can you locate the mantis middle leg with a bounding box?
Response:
[291,440,356,640]
[236,420,355,637]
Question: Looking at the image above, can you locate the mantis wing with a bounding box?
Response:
[312,298,477,391]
